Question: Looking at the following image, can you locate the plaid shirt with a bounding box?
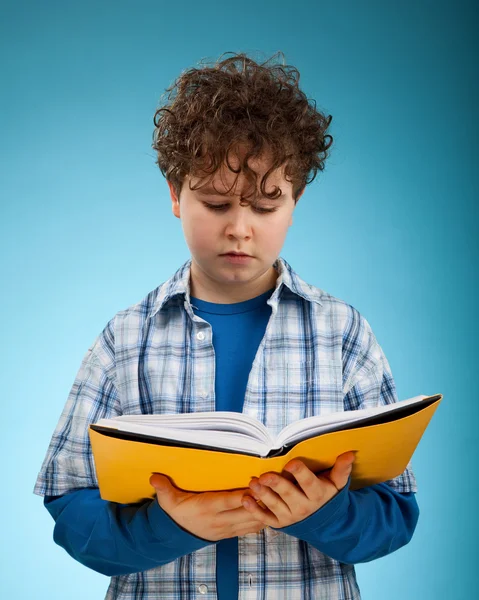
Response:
[35,256,416,600]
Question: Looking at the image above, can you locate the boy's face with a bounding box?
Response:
[167,151,302,303]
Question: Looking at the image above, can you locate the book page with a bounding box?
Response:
[95,411,273,455]
[272,395,429,450]
[104,422,270,456]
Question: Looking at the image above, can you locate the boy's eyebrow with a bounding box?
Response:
[195,186,285,200]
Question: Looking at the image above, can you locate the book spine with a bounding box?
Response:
[267,446,286,458]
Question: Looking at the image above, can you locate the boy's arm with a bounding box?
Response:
[43,489,212,576]
[277,481,419,564]
[243,455,419,564]
[44,473,266,576]
[35,319,210,574]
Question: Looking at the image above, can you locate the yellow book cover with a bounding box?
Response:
[89,394,441,504]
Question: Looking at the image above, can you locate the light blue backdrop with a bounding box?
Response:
[1,0,477,598]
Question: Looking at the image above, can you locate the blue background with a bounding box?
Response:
[1,0,477,598]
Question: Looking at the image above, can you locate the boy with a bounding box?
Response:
[35,52,419,600]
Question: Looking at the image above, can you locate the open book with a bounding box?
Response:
[89,393,442,504]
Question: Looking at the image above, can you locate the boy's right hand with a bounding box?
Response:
[150,473,266,541]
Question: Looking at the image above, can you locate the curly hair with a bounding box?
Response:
[152,51,333,203]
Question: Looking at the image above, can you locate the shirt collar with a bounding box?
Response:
[147,256,323,319]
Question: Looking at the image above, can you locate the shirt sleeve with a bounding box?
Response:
[43,489,212,576]
[37,317,212,575]
[341,309,417,493]
[277,480,419,564]
[34,318,121,497]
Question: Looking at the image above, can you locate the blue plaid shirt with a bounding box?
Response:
[35,257,416,599]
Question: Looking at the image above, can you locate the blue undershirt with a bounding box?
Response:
[189,288,274,600]
[44,289,419,597]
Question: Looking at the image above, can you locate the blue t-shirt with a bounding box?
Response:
[190,288,274,599]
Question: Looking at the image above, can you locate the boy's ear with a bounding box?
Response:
[167,180,181,219]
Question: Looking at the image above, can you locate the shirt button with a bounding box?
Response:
[197,584,208,594]
[196,331,205,341]
[200,391,209,399]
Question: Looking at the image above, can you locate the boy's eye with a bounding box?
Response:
[203,202,277,214]
[203,203,229,211]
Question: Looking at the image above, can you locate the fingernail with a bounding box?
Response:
[250,481,261,492]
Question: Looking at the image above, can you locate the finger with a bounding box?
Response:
[243,491,268,510]
[256,470,309,513]
[150,473,191,511]
[328,451,355,490]
[215,505,268,531]
[150,473,175,493]
[241,494,278,527]
[225,506,267,525]
[248,477,291,521]
[211,489,256,512]
[281,461,322,503]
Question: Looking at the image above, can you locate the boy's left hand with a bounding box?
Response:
[241,451,355,528]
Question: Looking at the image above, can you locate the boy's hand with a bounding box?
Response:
[150,474,266,541]
[241,451,355,529]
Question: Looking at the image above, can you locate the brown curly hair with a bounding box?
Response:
[152,51,333,204]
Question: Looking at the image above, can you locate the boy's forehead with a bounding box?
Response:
[188,152,291,196]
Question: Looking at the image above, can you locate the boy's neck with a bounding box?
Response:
[189,262,278,305]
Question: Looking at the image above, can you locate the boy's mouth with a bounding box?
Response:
[220,252,254,264]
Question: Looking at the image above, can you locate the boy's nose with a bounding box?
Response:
[224,209,253,240]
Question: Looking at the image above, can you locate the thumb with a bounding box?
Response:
[150,473,183,510]
[329,451,355,491]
